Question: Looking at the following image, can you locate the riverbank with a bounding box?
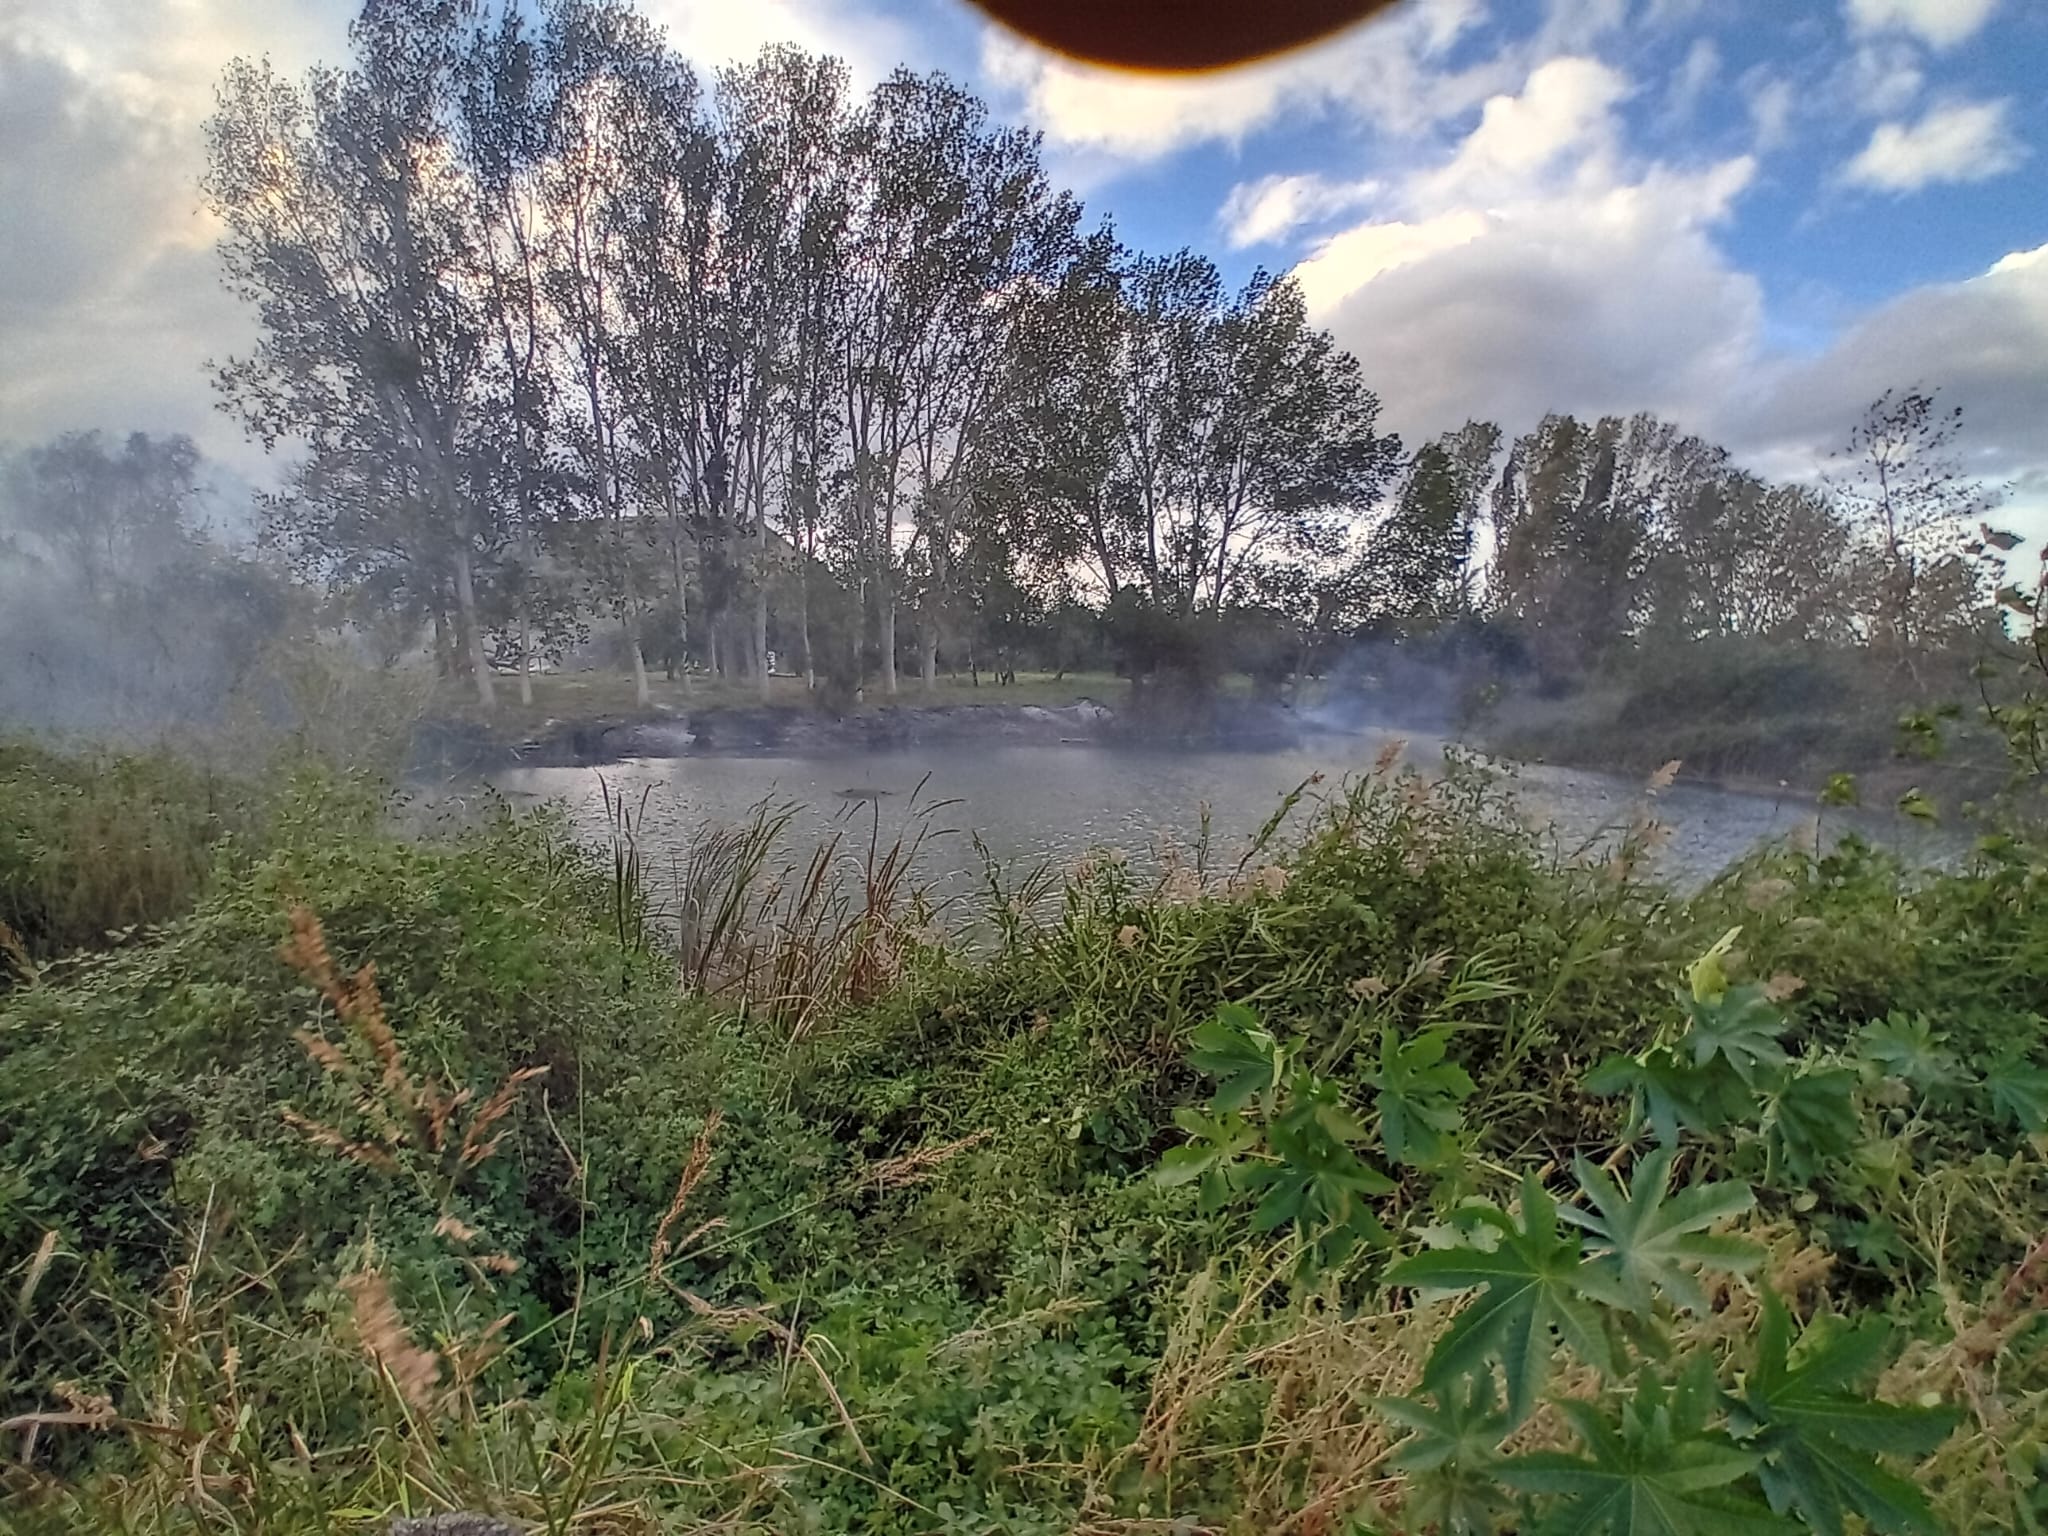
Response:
[5,737,2044,1534]
[410,668,1332,772]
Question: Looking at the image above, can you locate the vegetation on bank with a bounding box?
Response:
[6,735,2048,1534]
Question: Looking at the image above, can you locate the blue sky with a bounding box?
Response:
[2,0,2043,512]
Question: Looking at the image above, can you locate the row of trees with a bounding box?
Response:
[202,0,2000,711]
[208,0,1401,708]
[1481,391,1996,682]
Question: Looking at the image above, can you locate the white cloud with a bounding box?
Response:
[1743,71,1798,152]
[1845,0,2001,50]
[1836,41,1925,117]
[641,0,914,86]
[1293,213,1490,311]
[981,0,1504,160]
[1665,37,1720,126]
[1843,98,2025,191]
[1733,242,2048,489]
[1219,173,1380,249]
[1426,57,1629,200]
[1291,56,1761,448]
[0,1,342,472]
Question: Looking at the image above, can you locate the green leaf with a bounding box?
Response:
[1686,926,1744,1005]
[1250,1074,1394,1266]
[1763,1067,1860,1184]
[1683,985,1788,1087]
[1854,1015,1963,1094]
[1500,1373,1798,1536]
[1378,1376,1512,1536]
[1985,1053,2048,1133]
[1367,1024,1474,1169]
[1188,1002,1281,1112]
[1563,1147,1760,1316]
[1820,773,1860,808]
[1895,787,1938,825]
[1154,1106,1259,1190]
[1586,1046,1752,1143]
[1729,1291,1959,1536]
[1388,1174,1614,1425]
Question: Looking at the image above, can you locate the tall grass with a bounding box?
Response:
[0,740,249,970]
[667,782,958,1042]
[8,743,2048,1533]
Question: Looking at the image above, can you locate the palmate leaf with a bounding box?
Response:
[1154,1106,1260,1212]
[1763,1066,1860,1184]
[1368,1024,1474,1169]
[1682,984,1789,1086]
[1585,1044,1753,1143]
[1985,1052,2048,1133]
[1728,1291,1959,1536]
[1502,1373,1799,1536]
[1378,1375,1512,1536]
[1250,1075,1395,1265]
[1855,1014,1964,1093]
[1563,1147,1760,1316]
[1387,1174,1613,1425]
[1187,1002,1281,1112]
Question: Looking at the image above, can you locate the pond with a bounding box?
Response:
[437,732,1947,903]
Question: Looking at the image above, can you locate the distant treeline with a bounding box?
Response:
[4,0,2009,739]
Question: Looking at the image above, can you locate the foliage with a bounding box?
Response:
[7,743,2048,1533]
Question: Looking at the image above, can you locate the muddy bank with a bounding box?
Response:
[410,695,1325,774]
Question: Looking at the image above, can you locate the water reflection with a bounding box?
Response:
[457,733,1949,891]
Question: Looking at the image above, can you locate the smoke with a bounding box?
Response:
[0,434,301,740]
[1304,620,1531,737]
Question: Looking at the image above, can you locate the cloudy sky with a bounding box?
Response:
[3,0,2044,515]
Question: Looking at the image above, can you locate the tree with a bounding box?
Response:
[1,431,202,601]
[1643,473,1851,644]
[995,225,1131,602]
[538,0,691,707]
[209,1,502,705]
[0,433,296,730]
[1366,422,1500,625]
[1490,415,1657,679]
[1829,387,1999,666]
[458,2,583,705]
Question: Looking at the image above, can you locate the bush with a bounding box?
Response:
[0,740,259,970]
[7,746,2048,1532]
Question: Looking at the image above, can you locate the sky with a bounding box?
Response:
[2,0,2044,521]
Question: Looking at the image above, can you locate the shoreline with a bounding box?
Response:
[406,691,1993,819]
[407,694,1353,774]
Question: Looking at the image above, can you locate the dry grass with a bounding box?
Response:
[278,905,549,1275]
[668,789,954,1043]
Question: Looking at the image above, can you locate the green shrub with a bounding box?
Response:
[7,747,2048,1532]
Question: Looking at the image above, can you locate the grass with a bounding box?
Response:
[5,739,2048,1532]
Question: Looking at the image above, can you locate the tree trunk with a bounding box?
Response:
[798,571,814,689]
[627,612,650,707]
[517,595,534,707]
[451,547,496,709]
[878,582,898,695]
[754,584,771,701]
[668,503,692,692]
[919,621,938,691]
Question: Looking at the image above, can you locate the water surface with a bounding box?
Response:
[452,733,1944,893]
